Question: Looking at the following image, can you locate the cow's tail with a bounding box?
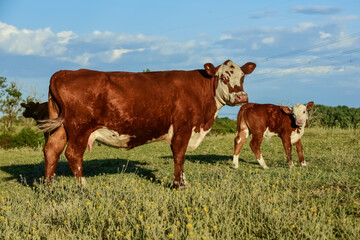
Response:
[38,73,65,133]
[38,118,64,132]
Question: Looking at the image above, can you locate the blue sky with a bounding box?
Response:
[1,0,359,118]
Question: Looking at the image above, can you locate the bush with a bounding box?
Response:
[211,117,237,135]
[12,127,44,148]
[0,133,14,149]
[0,127,44,149]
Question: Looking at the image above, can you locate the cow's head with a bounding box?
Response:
[21,101,39,119]
[281,101,314,127]
[205,60,256,107]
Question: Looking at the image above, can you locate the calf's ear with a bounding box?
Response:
[20,103,27,108]
[280,106,293,114]
[306,101,314,110]
[241,62,256,75]
[204,63,215,77]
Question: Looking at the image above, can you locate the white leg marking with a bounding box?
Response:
[80,177,86,185]
[237,137,242,144]
[301,161,307,167]
[257,155,269,169]
[232,155,239,169]
[181,172,187,186]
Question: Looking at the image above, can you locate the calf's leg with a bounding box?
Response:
[233,128,249,168]
[249,134,269,169]
[281,137,294,168]
[294,139,307,167]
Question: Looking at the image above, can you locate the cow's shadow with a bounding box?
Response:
[161,154,230,164]
[0,158,157,186]
[161,154,258,166]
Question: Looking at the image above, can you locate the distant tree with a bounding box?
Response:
[0,78,23,132]
[143,68,150,72]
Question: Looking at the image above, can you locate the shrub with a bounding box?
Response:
[12,127,44,148]
[0,133,14,149]
[211,117,237,135]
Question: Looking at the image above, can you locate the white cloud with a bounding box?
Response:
[262,37,275,44]
[0,21,69,56]
[292,22,316,32]
[331,15,359,21]
[57,31,77,44]
[319,31,331,39]
[219,34,232,41]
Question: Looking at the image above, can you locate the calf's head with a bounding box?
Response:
[205,60,256,107]
[21,101,45,120]
[281,101,315,127]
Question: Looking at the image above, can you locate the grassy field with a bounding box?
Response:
[0,128,359,239]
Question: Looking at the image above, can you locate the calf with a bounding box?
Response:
[232,102,314,169]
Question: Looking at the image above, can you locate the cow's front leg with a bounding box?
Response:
[281,138,294,168]
[170,132,191,189]
[294,139,306,167]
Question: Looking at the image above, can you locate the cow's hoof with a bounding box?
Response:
[301,162,307,167]
[232,163,239,169]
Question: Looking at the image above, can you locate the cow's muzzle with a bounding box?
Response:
[235,92,248,105]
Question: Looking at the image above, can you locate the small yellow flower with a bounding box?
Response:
[186,223,193,228]
[213,225,217,230]
[292,224,295,228]
[189,232,193,235]
[93,228,96,232]
[169,233,174,238]
[274,210,278,214]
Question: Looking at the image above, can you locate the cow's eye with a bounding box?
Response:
[303,111,306,114]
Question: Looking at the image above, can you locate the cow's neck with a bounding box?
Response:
[214,84,227,111]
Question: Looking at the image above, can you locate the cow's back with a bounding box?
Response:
[49,69,218,148]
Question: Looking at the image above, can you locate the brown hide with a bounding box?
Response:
[233,103,312,169]
[43,60,255,188]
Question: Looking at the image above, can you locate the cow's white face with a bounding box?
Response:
[212,60,256,108]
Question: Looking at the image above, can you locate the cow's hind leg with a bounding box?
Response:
[249,134,269,169]
[65,137,88,184]
[233,128,249,169]
[43,125,67,183]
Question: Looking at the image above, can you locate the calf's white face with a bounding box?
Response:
[292,101,314,126]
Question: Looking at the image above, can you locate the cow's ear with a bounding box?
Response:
[306,101,314,110]
[241,62,256,75]
[204,63,215,77]
[20,103,27,108]
[280,106,293,114]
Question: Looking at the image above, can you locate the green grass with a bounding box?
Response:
[0,128,359,239]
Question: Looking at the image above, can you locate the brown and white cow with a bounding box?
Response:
[232,101,314,169]
[39,60,256,188]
